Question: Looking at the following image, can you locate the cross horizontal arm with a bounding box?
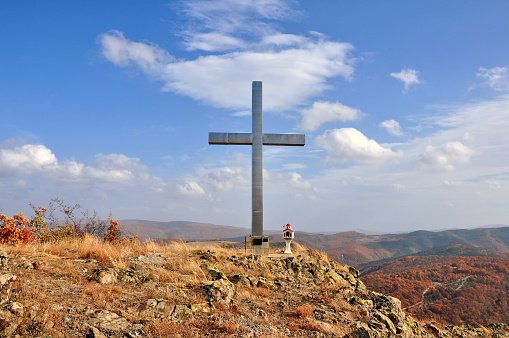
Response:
[263,133,305,146]
[209,132,252,145]
[209,132,305,146]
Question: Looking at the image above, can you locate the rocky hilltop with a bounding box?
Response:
[0,237,508,337]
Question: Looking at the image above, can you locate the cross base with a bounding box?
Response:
[245,236,270,255]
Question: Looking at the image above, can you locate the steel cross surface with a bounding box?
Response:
[209,81,305,240]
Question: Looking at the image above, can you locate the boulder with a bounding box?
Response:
[0,249,7,271]
[88,310,130,333]
[93,269,117,284]
[203,279,235,308]
[0,274,18,306]
[137,255,166,267]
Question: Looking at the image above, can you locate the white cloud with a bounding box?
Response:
[177,181,206,198]
[390,68,421,93]
[315,128,402,163]
[477,66,508,91]
[94,154,150,178]
[185,33,247,52]
[288,172,315,191]
[420,141,475,171]
[0,143,150,184]
[181,0,296,51]
[99,0,355,112]
[261,34,309,47]
[162,40,354,111]
[380,119,406,137]
[99,30,173,76]
[0,144,58,176]
[299,101,362,131]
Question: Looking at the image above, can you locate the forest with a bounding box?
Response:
[360,251,509,326]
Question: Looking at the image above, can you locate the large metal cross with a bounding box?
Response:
[209,81,305,252]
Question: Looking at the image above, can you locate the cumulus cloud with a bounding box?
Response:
[0,144,57,176]
[299,101,362,132]
[99,0,355,112]
[380,119,406,137]
[390,68,421,93]
[162,40,354,111]
[0,143,150,184]
[315,128,402,163]
[420,141,474,171]
[99,30,173,75]
[477,66,508,91]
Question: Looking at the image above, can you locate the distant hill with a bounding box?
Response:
[118,220,251,241]
[118,220,509,267]
[289,227,509,267]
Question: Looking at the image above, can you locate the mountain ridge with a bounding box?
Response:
[119,219,509,267]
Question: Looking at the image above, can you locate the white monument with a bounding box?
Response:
[283,223,295,254]
[209,81,305,254]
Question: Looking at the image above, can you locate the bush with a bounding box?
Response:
[295,304,314,318]
[1,199,136,244]
[0,212,36,244]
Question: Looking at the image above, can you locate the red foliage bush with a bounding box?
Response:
[0,213,36,244]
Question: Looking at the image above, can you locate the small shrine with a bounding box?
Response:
[283,223,295,254]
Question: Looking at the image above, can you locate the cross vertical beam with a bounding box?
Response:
[252,81,263,237]
[208,81,305,254]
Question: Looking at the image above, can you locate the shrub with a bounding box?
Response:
[0,212,36,244]
[295,304,314,318]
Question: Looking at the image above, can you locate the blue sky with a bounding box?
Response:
[1,0,509,234]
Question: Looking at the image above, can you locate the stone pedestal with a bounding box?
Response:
[245,236,269,255]
[284,238,293,254]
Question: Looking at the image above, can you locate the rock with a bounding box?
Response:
[43,320,54,331]
[203,279,235,308]
[349,296,373,307]
[84,307,95,317]
[145,298,175,314]
[231,274,251,286]
[86,325,107,338]
[9,302,23,316]
[371,311,396,334]
[189,303,210,314]
[0,248,7,271]
[257,277,272,288]
[349,266,359,278]
[247,275,259,287]
[171,304,192,319]
[93,269,117,284]
[0,309,13,331]
[0,274,18,306]
[344,326,371,338]
[88,310,130,332]
[197,250,218,261]
[206,265,227,280]
[20,260,35,269]
[137,255,166,267]
[145,299,158,308]
[325,270,349,287]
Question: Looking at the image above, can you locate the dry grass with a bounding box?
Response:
[295,304,314,318]
[0,234,384,337]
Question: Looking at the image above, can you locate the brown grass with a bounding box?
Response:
[299,320,325,332]
[0,233,372,337]
[295,304,314,318]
